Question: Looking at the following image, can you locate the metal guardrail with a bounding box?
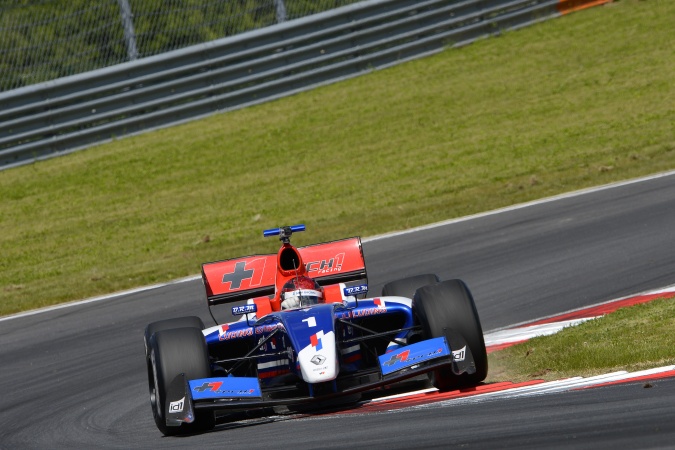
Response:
[0,0,608,170]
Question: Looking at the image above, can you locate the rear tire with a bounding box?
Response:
[147,327,215,435]
[413,279,488,390]
[144,316,204,356]
[381,274,440,299]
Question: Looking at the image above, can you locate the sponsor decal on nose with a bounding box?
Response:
[310,331,324,351]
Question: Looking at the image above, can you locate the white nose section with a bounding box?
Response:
[297,331,338,383]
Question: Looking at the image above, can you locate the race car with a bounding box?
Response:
[144,225,488,435]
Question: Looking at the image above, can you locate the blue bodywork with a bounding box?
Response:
[179,294,462,415]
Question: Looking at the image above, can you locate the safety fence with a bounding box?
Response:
[0,0,610,169]
[0,0,364,92]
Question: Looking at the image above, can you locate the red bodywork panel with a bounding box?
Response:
[202,237,366,311]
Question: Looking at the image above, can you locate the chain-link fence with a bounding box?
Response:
[0,0,362,92]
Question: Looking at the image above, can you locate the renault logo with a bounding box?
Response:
[310,355,326,365]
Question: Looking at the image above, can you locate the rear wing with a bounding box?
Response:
[202,237,366,306]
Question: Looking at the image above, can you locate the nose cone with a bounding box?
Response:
[276,303,340,383]
[297,330,338,382]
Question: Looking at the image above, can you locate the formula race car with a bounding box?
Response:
[144,225,488,435]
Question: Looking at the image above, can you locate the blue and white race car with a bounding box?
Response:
[144,225,488,435]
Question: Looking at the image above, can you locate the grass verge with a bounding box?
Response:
[0,0,674,316]
[487,297,675,382]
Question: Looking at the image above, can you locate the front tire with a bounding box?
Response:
[413,279,488,390]
[147,327,215,435]
[381,274,440,298]
[144,316,205,356]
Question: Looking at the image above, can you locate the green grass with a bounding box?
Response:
[487,297,675,382]
[1,0,674,316]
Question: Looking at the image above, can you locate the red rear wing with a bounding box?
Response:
[202,237,366,306]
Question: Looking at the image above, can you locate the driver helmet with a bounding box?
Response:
[281,276,323,309]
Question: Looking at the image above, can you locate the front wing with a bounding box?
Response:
[164,335,475,426]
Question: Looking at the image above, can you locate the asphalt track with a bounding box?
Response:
[2,172,675,448]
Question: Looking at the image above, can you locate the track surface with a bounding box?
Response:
[2,173,675,448]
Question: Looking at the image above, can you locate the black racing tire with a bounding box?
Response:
[144,316,205,356]
[413,279,488,390]
[381,274,440,299]
[147,327,215,436]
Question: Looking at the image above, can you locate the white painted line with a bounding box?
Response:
[514,372,630,396]
[489,378,584,397]
[615,365,675,379]
[370,387,438,403]
[484,317,597,347]
[642,285,675,295]
[362,169,675,243]
[487,284,675,333]
[0,274,201,322]
[422,378,584,408]
[424,366,675,409]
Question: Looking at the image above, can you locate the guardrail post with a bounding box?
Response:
[117,0,138,61]
[274,0,287,23]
